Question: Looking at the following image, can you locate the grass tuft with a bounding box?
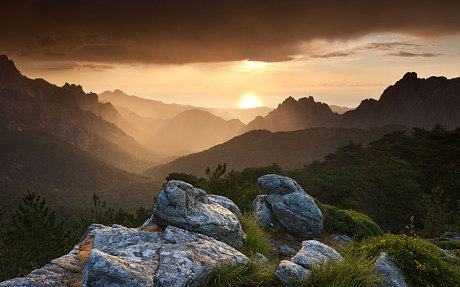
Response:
[295,251,381,287]
[239,212,275,258]
[209,260,278,287]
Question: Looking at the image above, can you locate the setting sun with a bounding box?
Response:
[239,92,262,109]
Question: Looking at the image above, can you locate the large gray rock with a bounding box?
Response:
[83,225,250,287]
[206,194,242,217]
[0,224,107,287]
[374,252,408,287]
[253,195,276,228]
[257,174,323,239]
[291,240,343,269]
[151,180,245,248]
[258,174,305,195]
[275,260,311,285]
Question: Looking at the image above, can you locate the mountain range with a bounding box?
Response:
[244,72,460,132]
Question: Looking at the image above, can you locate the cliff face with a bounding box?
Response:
[0,55,155,166]
[243,73,460,132]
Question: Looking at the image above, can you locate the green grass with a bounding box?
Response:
[295,251,381,287]
[350,234,460,287]
[209,260,278,287]
[431,238,460,257]
[238,212,275,258]
[315,200,383,240]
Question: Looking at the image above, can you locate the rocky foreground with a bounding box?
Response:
[1,175,410,287]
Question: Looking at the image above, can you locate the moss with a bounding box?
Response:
[315,200,383,240]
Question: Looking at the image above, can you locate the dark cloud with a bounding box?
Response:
[365,42,421,50]
[386,51,443,57]
[1,0,459,64]
[311,52,352,58]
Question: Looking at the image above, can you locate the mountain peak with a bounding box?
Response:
[0,55,24,90]
[402,72,418,81]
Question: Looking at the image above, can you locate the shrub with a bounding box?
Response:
[239,212,275,258]
[351,234,460,287]
[209,260,278,287]
[316,201,383,240]
[296,251,381,287]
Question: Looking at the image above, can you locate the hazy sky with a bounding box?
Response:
[2,0,460,108]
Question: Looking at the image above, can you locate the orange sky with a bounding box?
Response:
[14,33,460,109]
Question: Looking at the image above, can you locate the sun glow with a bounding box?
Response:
[239,60,270,72]
[239,92,262,109]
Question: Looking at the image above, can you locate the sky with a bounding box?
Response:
[2,0,460,108]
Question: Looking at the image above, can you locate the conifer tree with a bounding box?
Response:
[421,186,451,237]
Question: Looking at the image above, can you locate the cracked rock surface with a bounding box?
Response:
[82,224,250,287]
[151,180,245,248]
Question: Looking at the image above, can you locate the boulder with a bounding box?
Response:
[374,252,408,287]
[83,225,250,287]
[0,224,107,287]
[206,194,242,217]
[439,248,457,258]
[291,240,343,269]
[253,195,276,228]
[257,174,323,239]
[151,180,245,248]
[275,260,310,285]
[258,174,305,195]
[277,244,297,256]
[443,232,460,241]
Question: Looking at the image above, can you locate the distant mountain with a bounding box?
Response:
[146,109,244,156]
[330,105,354,114]
[241,96,340,133]
[99,89,272,123]
[145,125,403,179]
[341,72,460,130]
[243,73,460,132]
[0,130,161,220]
[0,55,155,172]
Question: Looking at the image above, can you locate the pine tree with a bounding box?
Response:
[421,186,451,238]
[1,190,73,279]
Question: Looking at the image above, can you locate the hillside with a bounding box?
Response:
[99,89,272,123]
[0,55,155,171]
[146,109,244,156]
[0,130,161,220]
[243,73,460,132]
[145,125,404,179]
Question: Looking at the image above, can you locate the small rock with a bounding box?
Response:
[440,248,457,258]
[291,240,343,269]
[206,194,242,217]
[253,195,276,228]
[374,252,408,287]
[152,180,245,248]
[443,232,460,241]
[333,235,352,243]
[253,253,269,265]
[275,260,310,285]
[277,244,297,256]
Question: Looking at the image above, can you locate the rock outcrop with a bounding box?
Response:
[374,252,408,287]
[443,232,460,241]
[0,224,106,287]
[83,224,249,287]
[255,174,323,239]
[147,180,245,248]
[275,240,343,284]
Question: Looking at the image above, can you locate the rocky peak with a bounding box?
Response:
[0,55,24,91]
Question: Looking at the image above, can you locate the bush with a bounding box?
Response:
[351,234,460,286]
[239,212,275,258]
[316,201,383,240]
[296,251,381,287]
[209,260,278,287]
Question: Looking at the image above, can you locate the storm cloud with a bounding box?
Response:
[1,0,459,64]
